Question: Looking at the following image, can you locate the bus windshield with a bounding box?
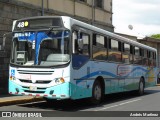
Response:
[11,30,70,67]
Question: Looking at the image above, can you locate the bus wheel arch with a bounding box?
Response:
[90,76,105,104]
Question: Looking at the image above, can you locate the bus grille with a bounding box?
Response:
[17,70,54,75]
[24,90,45,94]
[19,79,52,84]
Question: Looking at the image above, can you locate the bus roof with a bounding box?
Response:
[62,16,156,52]
[13,16,156,52]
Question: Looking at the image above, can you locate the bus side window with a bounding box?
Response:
[72,31,90,56]
[122,43,130,64]
[72,31,90,68]
[92,34,107,60]
[108,39,122,62]
[82,33,90,56]
[143,50,148,66]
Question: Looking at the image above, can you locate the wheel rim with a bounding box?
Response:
[94,85,101,100]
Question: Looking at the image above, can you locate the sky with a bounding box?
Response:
[113,0,160,37]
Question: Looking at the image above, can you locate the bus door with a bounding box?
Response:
[72,26,92,98]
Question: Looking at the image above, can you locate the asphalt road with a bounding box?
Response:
[1,86,160,120]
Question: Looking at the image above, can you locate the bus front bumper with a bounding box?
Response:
[9,80,70,100]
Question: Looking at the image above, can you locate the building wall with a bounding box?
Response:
[15,0,114,31]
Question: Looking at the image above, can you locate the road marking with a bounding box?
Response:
[95,99,142,111]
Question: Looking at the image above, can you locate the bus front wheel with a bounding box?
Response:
[90,80,102,104]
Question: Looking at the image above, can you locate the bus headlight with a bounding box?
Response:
[55,77,65,84]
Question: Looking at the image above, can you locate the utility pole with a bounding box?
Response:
[42,0,44,16]
[92,0,95,25]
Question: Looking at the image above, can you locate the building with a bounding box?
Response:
[0,0,113,94]
[116,32,138,41]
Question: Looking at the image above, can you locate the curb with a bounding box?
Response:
[156,84,160,86]
[0,96,44,107]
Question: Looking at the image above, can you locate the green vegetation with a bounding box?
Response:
[150,34,160,39]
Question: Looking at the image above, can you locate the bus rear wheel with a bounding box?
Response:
[138,78,144,96]
[90,80,102,104]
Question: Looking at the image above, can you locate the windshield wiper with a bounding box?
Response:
[45,26,61,35]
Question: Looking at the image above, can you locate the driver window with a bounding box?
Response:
[72,31,90,56]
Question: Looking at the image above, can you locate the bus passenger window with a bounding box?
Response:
[73,31,90,56]
[92,34,107,61]
[142,50,148,66]
[72,31,90,68]
[108,39,122,62]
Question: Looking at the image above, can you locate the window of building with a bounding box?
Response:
[78,0,87,2]
[94,0,103,8]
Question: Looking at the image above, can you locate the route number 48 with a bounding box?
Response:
[17,22,24,28]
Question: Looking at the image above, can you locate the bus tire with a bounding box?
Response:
[90,80,102,104]
[138,78,144,96]
[43,97,57,104]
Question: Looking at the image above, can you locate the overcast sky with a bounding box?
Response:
[113,0,160,37]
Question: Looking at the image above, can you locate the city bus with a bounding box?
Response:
[9,16,157,104]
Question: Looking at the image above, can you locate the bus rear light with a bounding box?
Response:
[36,94,40,96]
[29,94,32,96]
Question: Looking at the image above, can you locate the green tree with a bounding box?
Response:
[150,34,160,39]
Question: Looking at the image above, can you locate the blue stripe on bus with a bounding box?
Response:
[76,67,152,84]
[76,71,118,84]
[124,67,149,77]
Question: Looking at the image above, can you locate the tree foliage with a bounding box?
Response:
[150,34,160,39]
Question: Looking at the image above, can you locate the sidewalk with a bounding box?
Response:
[0,95,43,106]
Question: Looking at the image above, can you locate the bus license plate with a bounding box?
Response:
[29,86,37,91]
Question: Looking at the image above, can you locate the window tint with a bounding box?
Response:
[73,31,90,56]
[142,50,148,66]
[124,43,130,54]
[122,43,130,64]
[93,34,107,60]
[72,30,90,69]
[135,47,139,56]
[108,38,121,62]
[111,39,118,51]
